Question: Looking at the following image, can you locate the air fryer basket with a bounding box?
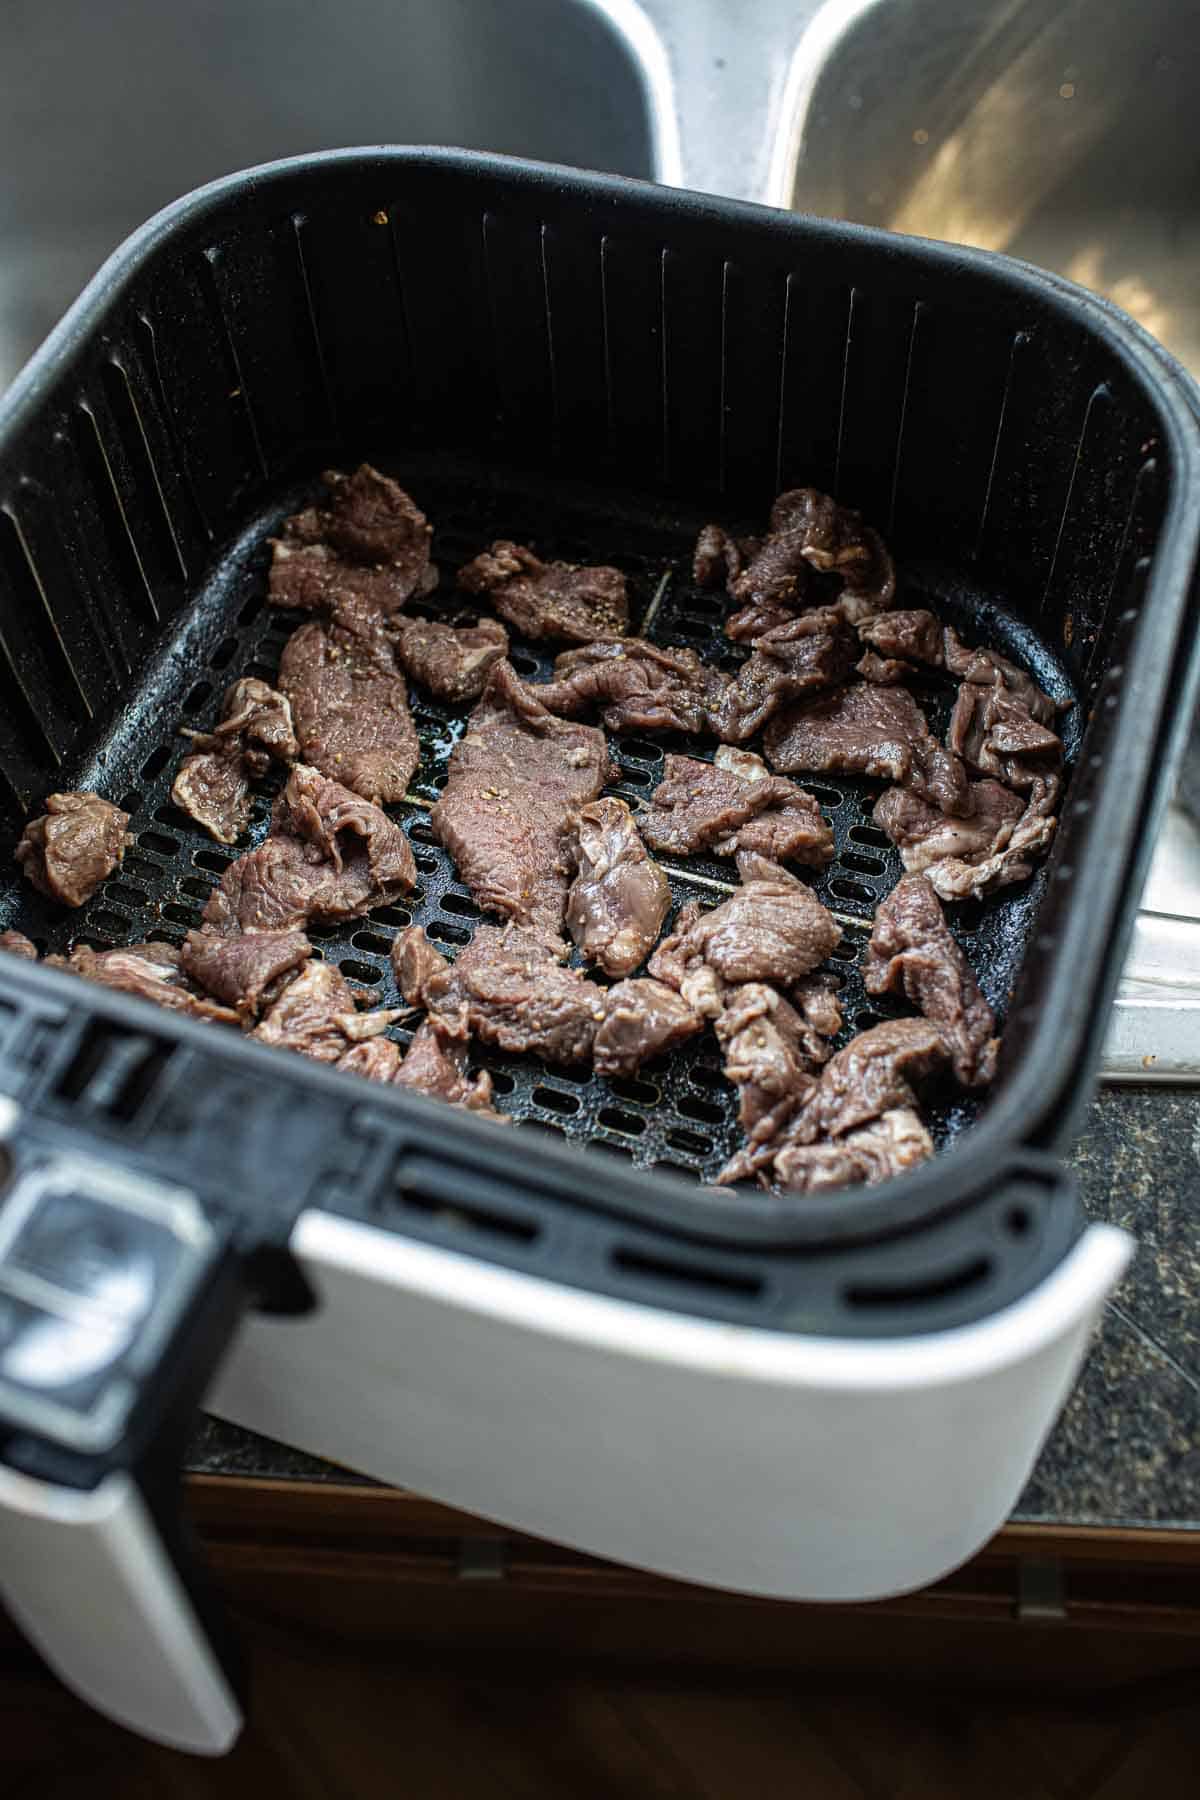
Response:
[0,150,1197,1340]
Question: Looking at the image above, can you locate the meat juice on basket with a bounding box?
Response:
[3,465,1068,1195]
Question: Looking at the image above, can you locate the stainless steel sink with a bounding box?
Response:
[0,0,658,389]
[1,0,1194,1076]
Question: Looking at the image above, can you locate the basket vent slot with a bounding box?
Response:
[612,1246,763,1301]
[844,1257,991,1312]
[55,1020,174,1125]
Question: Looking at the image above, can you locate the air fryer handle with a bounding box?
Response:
[0,1134,248,1753]
[0,1458,243,1754]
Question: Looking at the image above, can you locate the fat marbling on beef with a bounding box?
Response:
[864,873,997,1086]
[640,747,833,867]
[15,792,130,908]
[269,465,435,614]
[457,540,628,642]
[565,797,671,979]
[172,677,298,845]
[431,660,612,942]
[278,594,419,807]
[765,682,969,816]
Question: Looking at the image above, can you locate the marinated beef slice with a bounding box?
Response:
[269,465,435,615]
[44,940,237,1025]
[715,978,842,1152]
[565,798,671,979]
[15,793,130,908]
[640,748,833,867]
[0,929,37,959]
[203,764,415,935]
[649,854,840,1008]
[392,1019,500,1116]
[718,1017,946,1189]
[874,777,1056,901]
[181,927,312,1022]
[773,1109,935,1193]
[252,959,402,1064]
[394,924,607,1067]
[592,978,705,1078]
[458,540,628,642]
[864,874,997,1086]
[172,677,298,845]
[695,487,896,638]
[278,594,418,807]
[712,609,857,742]
[765,682,969,816]
[390,615,508,705]
[431,660,611,941]
[535,638,730,737]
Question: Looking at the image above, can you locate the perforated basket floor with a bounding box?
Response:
[0,456,1079,1186]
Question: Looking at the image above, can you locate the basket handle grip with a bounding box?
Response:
[0,1130,247,1753]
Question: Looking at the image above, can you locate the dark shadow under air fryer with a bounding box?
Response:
[0,149,1196,1340]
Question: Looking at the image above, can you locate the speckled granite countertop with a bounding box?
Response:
[187,1087,1200,1531]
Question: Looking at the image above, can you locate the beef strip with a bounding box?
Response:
[392,1019,500,1115]
[647,899,725,1019]
[172,677,299,845]
[15,793,130,908]
[458,540,628,642]
[864,873,998,1086]
[711,608,857,741]
[765,682,970,815]
[565,797,671,979]
[640,748,834,866]
[714,984,820,1150]
[697,488,896,639]
[390,614,509,705]
[335,1038,404,1082]
[46,940,237,1024]
[653,853,841,999]
[394,924,607,1066]
[873,776,1055,900]
[717,1016,946,1189]
[948,678,1064,793]
[810,1018,948,1140]
[278,594,419,806]
[431,660,612,941]
[592,978,705,1078]
[856,650,914,685]
[0,929,37,959]
[269,465,435,614]
[773,1109,934,1193]
[203,764,415,934]
[535,637,730,737]
[252,959,402,1063]
[858,608,946,669]
[181,927,312,1021]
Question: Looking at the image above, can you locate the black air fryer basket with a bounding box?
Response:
[0,149,1197,1347]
